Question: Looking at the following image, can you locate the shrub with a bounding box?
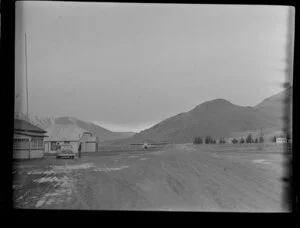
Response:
[271,136,276,143]
[232,138,238,144]
[259,136,264,143]
[246,134,253,144]
[240,137,245,144]
[193,137,203,144]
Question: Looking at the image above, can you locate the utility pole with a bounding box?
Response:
[25,33,29,117]
[259,128,264,143]
[25,33,30,159]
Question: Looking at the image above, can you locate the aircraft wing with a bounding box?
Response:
[149,142,169,145]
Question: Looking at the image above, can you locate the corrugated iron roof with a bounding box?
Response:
[44,124,86,141]
[14,131,48,137]
[80,132,97,142]
[84,136,97,142]
[14,119,47,133]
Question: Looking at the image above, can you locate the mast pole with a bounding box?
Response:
[25,33,29,116]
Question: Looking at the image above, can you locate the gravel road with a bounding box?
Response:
[13,144,288,212]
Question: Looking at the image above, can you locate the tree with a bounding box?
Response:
[193,137,197,144]
[286,132,291,141]
[219,138,225,144]
[271,136,276,143]
[204,136,208,144]
[198,137,203,144]
[193,138,197,144]
[254,138,258,143]
[205,136,211,144]
[246,134,253,144]
[193,137,203,144]
[240,137,245,144]
[259,136,264,143]
[232,138,238,144]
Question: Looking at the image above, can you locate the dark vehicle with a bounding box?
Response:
[56,144,75,159]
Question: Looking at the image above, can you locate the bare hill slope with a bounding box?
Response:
[113,98,279,144]
[16,114,135,141]
[254,86,292,125]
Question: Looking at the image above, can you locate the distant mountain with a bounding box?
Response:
[15,114,135,141]
[15,113,55,130]
[227,126,284,143]
[112,98,279,144]
[254,86,292,126]
[16,87,291,145]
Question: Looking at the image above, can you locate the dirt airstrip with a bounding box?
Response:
[13,143,289,212]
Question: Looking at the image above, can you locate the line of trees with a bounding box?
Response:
[193,137,203,144]
[231,133,264,144]
[193,133,267,145]
[270,133,292,143]
[193,136,226,144]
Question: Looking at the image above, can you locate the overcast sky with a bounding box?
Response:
[15,2,292,132]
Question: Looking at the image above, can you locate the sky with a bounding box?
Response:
[15,2,293,132]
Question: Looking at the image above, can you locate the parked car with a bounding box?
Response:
[56,144,75,159]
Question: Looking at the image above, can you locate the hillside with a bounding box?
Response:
[112,98,279,145]
[226,126,284,143]
[15,86,291,145]
[15,114,135,141]
[254,86,292,126]
[52,116,135,141]
[15,113,55,129]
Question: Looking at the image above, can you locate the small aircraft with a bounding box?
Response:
[130,142,169,149]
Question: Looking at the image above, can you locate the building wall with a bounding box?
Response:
[276,138,287,143]
[13,134,44,159]
[13,149,30,159]
[83,142,97,152]
[45,141,79,154]
[13,149,44,159]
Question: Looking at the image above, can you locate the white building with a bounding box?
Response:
[80,132,99,152]
[44,124,99,154]
[14,119,47,159]
[276,137,287,144]
[44,124,85,154]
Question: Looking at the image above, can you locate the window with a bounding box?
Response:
[37,139,43,148]
[51,142,57,151]
[31,139,37,149]
[13,138,29,149]
[30,138,44,149]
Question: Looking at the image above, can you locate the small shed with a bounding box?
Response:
[13,119,47,159]
[80,132,99,152]
[44,124,85,154]
[276,137,287,144]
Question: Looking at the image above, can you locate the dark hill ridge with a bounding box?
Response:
[113,97,279,144]
[128,87,292,144]
[16,114,135,141]
[17,86,291,145]
[254,86,292,126]
[54,116,135,141]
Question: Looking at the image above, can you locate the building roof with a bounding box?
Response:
[14,119,46,133]
[80,132,97,142]
[14,131,48,137]
[44,124,86,141]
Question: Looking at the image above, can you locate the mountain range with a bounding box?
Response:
[16,86,292,144]
[16,114,135,141]
[254,85,292,125]
[111,86,292,144]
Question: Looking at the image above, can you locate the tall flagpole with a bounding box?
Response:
[25,33,31,159]
[25,33,29,117]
